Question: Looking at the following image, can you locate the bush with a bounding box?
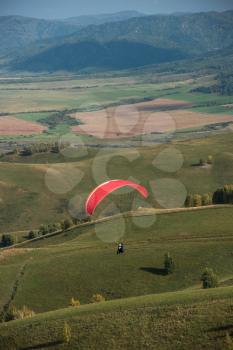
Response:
[193,194,202,207]
[61,219,73,230]
[164,253,175,274]
[185,194,193,207]
[63,322,72,344]
[201,268,218,289]
[38,224,49,236]
[1,234,15,247]
[5,305,35,321]
[28,230,37,240]
[90,294,106,303]
[202,193,212,206]
[69,297,80,307]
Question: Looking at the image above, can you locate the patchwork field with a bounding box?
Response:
[72,98,233,138]
[0,116,46,135]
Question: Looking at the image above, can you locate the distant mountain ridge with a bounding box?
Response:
[62,11,145,26]
[0,11,145,56]
[3,10,233,72]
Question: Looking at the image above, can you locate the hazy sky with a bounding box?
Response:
[0,0,233,19]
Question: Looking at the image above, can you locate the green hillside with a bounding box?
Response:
[0,132,233,233]
[0,204,233,349]
[0,206,232,313]
[1,286,233,350]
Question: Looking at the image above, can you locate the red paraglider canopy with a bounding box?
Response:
[85,179,148,215]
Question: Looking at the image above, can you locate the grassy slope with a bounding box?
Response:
[0,285,233,349]
[0,207,232,314]
[1,132,233,232]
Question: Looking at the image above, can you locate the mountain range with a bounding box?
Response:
[1,10,233,72]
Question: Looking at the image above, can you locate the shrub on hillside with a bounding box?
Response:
[202,193,212,206]
[61,219,73,230]
[69,297,80,307]
[164,253,175,274]
[201,268,218,289]
[90,294,106,303]
[5,305,35,321]
[38,224,49,236]
[185,194,193,207]
[63,322,72,344]
[28,230,37,240]
[193,194,202,207]
[1,234,15,247]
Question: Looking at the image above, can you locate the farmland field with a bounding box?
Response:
[0,69,233,350]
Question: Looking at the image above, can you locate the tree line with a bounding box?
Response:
[0,215,91,247]
[192,71,233,96]
[185,184,233,207]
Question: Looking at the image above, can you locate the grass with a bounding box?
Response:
[0,206,232,313]
[0,286,233,349]
[1,132,233,232]
[0,72,233,349]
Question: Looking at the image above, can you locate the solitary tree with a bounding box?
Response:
[201,268,218,289]
[1,234,15,247]
[164,253,175,274]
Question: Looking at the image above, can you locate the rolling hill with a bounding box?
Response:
[0,205,233,349]
[1,286,233,350]
[8,10,233,72]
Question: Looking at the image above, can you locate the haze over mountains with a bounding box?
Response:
[0,11,145,56]
[1,10,233,72]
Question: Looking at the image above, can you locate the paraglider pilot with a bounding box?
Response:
[117,242,124,254]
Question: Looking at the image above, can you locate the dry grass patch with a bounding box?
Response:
[0,116,46,135]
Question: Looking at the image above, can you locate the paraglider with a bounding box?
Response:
[85,179,148,215]
[117,242,125,255]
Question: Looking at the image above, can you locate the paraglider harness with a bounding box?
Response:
[117,243,124,255]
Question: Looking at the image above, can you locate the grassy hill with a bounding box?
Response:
[0,132,233,233]
[0,286,233,350]
[0,206,232,313]
[0,205,233,349]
